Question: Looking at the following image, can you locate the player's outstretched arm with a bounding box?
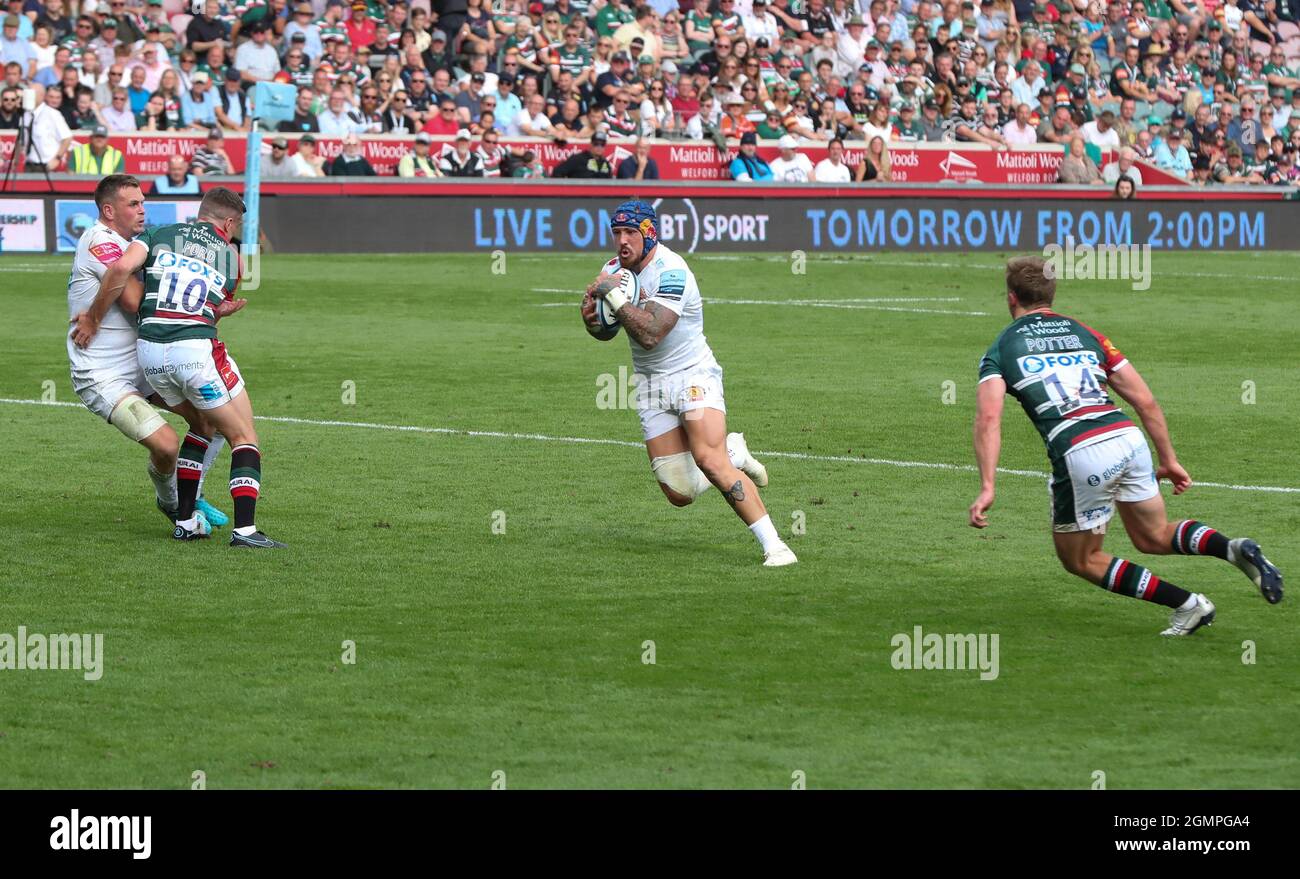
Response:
[1106,363,1191,493]
[970,377,1006,528]
[592,274,678,350]
[71,241,149,348]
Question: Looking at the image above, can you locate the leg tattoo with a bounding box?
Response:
[722,479,745,506]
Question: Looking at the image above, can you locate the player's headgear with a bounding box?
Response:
[610,200,658,259]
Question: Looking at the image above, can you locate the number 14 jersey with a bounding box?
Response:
[978,310,1137,465]
[135,222,239,343]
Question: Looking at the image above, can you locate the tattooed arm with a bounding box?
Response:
[592,274,679,350]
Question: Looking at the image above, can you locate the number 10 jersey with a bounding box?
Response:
[135,221,240,343]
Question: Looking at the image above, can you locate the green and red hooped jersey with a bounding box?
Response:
[978,311,1136,464]
[135,222,241,344]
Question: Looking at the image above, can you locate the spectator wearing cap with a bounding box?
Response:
[234,20,280,85]
[289,132,326,177]
[0,15,36,80]
[489,71,522,131]
[87,18,121,73]
[327,133,377,176]
[439,128,486,176]
[67,124,122,174]
[138,0,176,47]
[187,0,230,57]
[215,66,252,131]
[398,131,441,177]
[551,130,614,178]
[282,3,322,62]
[1151,129,1191,179]
[318,87,366,137]
[891,103,924,141]
[345,1,377,49]
[181,70,219,130]
[616,136,661,180]
[191,128,235,175]
[595,51,632,110]
[744,0,780,45]
[1212,143,1263,184]
[835,16,871,82]
[421,28,452,74]
[454,70,487,125]
[262,136,296,178]
[769,133,814,181]
[728,131,772,181]
[100,87,136,131]
[152,154,201,193]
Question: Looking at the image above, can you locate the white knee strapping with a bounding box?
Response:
[651,452,712,500]
[109,394,167,443]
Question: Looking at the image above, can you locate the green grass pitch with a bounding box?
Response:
[0,250,1297,789]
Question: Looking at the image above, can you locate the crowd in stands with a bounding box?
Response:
[1,0,1297,185]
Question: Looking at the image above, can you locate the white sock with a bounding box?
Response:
[748,514,782,552]
[1178,594,1198,611]
[197,433,226,498]
[1225,539,1239,565]
[147,462,177,508]
[233,525,257,537]
[177,514,200,529]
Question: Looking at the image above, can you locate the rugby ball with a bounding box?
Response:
[594,268,639,332]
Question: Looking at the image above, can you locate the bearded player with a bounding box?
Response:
[581,201,797,567]
[66,174,231,530]
[73,186,285,549]
[969,256,1282,636]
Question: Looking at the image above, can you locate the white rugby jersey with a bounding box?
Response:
[66,222,137,374]
[602,244,716,377]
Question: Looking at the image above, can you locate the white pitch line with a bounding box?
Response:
[2,396,1296,494]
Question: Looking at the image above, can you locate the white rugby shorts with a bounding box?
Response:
[137,338,245,410]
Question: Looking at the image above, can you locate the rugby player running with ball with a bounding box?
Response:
[581,201,797,567]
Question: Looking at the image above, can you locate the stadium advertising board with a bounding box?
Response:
[53,199,199,252]
[260,195,1300,253]
[0,198,46,252]
[1,131,1156,184]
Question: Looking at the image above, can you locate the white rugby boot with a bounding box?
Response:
[1160,594,1216,636]
[726,431,769,487]
[763,542,799,567]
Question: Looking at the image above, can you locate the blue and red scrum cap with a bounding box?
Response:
[610,200,658,257]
